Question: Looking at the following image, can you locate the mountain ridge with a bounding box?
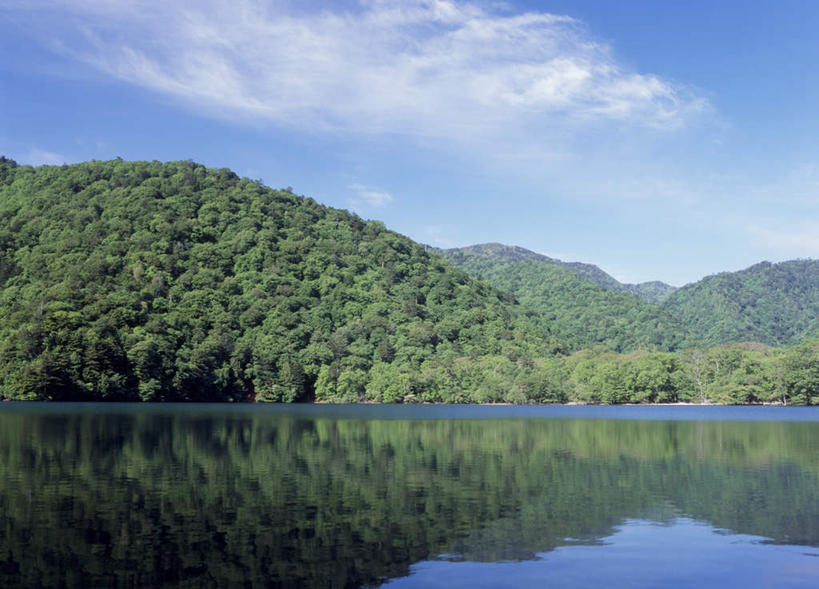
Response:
[436,245,692,352]
[437,243,678,303]
[2,158,818,405]
[0,158,566,403]
[663,258,819,346]
[441,243,819,348]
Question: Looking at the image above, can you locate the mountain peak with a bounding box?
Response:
[444,243,557,264]
[442,243,677,303]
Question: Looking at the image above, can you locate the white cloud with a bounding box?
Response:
[358,190,393,207]
[12,0,706,143]
[748,224,819,254]
[24,148,66,166]
[349,183,394,209]
[422,224,456,248]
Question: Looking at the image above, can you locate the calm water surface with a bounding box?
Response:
[1,404,818,587]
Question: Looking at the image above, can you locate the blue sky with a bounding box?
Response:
[2,0,818,286]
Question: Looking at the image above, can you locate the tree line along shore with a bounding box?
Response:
[0,157,817,404]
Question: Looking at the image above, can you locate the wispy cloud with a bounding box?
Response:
[747,223,819,254]
[349,183,394,209]
[358,190,393,207]
[24,147,66,166]
[11,0,707,143]
[422,224,456,248]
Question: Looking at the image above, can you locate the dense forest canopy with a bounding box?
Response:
[442,243,819,350]
[437,247,691,353]
[663,260,819,346]
[0,158,564,402]
[0,157,818,404]
[439,243,678,303]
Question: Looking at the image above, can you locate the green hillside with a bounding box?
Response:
[626,281,678,304]
[0,158,565,402]
[439,243,677,303]
[3,159,818,405]
[664,260,819,346]
[442,244,819,348]
[438,247,691,352]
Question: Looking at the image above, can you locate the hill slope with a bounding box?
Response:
[0,158,563,402]
[440,243,677,303]
[626,281,678,304]
[663,260,819,346]
[437,246,692,352]
[444,244,819,348]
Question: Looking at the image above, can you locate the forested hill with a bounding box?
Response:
[441,243,677,303]
[0,158,566,402]
[437,247,692,352]
[442,244,819,348]
[627,281,678,304]
[663,260,819,346]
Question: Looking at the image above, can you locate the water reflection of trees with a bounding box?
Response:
[0,410,817,587]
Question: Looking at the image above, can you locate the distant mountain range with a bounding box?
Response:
[438,243,819,348]
[664,259,819,346]
[436,243,677,303]
[436,244,690,352]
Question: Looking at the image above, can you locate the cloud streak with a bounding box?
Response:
[350,183,394,208]
[748,224,819,254]
[346,183,395,214]
[24,148,66,166]
[12,0,706,143]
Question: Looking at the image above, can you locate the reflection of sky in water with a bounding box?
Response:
[3,407,818,586]
[381,518,819,588]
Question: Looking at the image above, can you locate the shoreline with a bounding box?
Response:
[0,399,801,407]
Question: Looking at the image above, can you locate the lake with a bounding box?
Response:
[1,404,818,587]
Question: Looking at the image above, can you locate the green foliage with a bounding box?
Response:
[626,280,678,304]
[664,260,819,346]
[0,159,562,402]
[558,341,819,406]
[3,160,819,405]
[775,341,819,405]
[2,409,819,586]
[437,248,692,353]
[437,245,819,405]
[440,243,677,303]
[567,349,689,404]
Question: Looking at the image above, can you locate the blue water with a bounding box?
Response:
[1,403,818,587]
[384,518,819,588]
[3,401,819,420]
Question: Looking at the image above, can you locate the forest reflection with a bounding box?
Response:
[0,407,817,587]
